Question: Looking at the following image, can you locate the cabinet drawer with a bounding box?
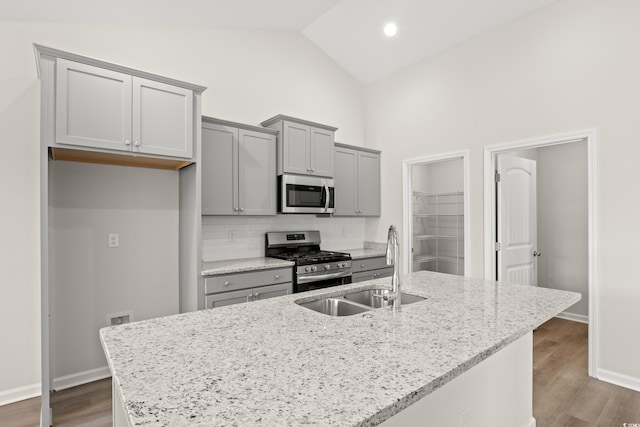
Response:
[205,267,292,294]
[205,289,253,309]
[352,268,394,283]
[353,256,388,272]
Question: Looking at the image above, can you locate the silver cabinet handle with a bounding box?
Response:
[247,293,253,302]
[360,264,365,268]
[533,251,542,257]
[311,168,315,172]
[253,292,259,298]
[124,139,131,146]
[274,275,280,279]
[134,140,140,147]
[224,281,231,287]
[239,208,244,212]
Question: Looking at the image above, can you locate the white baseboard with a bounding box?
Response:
[0,366,112,407]
[524,417,536,427]
[0,382,41,406]
[52,366,111,391]
[597,368,640,393]
[555,311,589,324]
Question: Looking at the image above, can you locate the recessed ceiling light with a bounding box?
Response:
[384,22,397,37]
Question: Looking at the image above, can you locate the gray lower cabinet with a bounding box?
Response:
[55,57,194,159]
[334,144,381,216]
[204,283,291,309]
[351,256,393,283]
[261,115,336,178]
[202,117,277,215]
[204,268,292,309]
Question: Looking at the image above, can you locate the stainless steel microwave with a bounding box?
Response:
[278,174,335,214]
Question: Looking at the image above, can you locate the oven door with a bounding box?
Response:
[293,271,351,293]
[279,174,334,214]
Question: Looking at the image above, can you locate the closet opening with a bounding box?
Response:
[402,151,469,276]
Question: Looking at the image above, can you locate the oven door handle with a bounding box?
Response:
[297,270,351,284]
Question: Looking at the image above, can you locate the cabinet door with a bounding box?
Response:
[205,289,253,309]
[282,121,310,175]
[252,283,291,301]
[357,151,381,216]
[56,58,132,152]
[310,127,334,177]
[132,77,193,159]
[238,129,276,215]
[202,123,238,215]
[333,147,358,216]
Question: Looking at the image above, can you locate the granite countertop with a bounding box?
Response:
[338,247,386,259]
[100,271,580,427]
[201,257,294,276]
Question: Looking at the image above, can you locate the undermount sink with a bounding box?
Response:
[343,288,426,308]
[296,287,426,316]
[297,298,371,316]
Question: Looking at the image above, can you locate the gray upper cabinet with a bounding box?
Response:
[56,59,132,152]
[202,117,277,216]
[281,121,310,175]
[310,127,334,177]
[261,115,336,178]
[55,58,194,159]
[334,143,381,217]
[132,77,193,158]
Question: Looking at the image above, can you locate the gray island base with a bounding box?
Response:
[100,270,580,426]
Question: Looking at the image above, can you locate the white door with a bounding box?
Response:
[497,155,538,286]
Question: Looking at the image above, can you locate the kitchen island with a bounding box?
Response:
[100,271,580,426]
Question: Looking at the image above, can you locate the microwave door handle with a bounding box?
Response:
[324,183,330,212]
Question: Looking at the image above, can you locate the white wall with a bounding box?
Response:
[411,159,463,194]
[49,161,179,381]
[0,22,365,401]
[0,78,41,402]
[364,0,640,382]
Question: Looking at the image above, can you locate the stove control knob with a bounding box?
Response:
[305,266,311,273]
[311,266,318,272]
[324,264,331,270]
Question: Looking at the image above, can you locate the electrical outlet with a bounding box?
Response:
[108,233,119,248]
[107,311,133,327]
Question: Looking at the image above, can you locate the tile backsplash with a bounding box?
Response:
[202,215,366,261]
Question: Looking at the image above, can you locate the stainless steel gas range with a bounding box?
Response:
[265,231,352,293]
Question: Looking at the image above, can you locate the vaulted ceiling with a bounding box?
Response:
[2,0,556,83]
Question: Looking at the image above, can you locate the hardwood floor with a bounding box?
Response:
[0,378,111,427]
[533,317,640,426]
[1,318,639,426]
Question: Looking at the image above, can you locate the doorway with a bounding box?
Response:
[402,151,469,276]
[483,129,598,377]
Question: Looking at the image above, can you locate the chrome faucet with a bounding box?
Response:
[384,225,401,309]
